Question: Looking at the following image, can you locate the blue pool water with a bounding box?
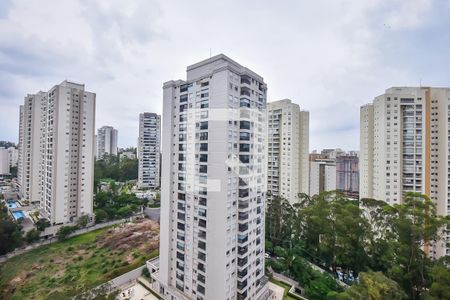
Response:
[7,201,18,209]
[12,211,25,220]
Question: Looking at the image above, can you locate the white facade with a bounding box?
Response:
[309,159,336,196]
[267,99,309,204]
[18,81,95,225]
[120,151,136,160]
[18,92,46,204]
[138,113,161,189]
[154,54,269,300]
[0,148,9,175]
[97,126,118,159]
[7,147,19,168]
[360,86,450,258]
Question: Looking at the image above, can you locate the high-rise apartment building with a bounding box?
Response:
[18,81,96,225]
[7,147,19,168]
[360,86,450,257]
[150,54,269,300]
[18,92,46,204]
[97,125,118,159]
[138,113,161,189]
[309,157,336,196]
[336,155,359,199]
[267,99,309,203]
[0,147,9,175]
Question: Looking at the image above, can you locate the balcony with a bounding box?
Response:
[241,76,251,85]
[237,279,248,291]
[238,246,248,256]
[238,223,249,232]
[238,212,249,221]
[241,88,251,97]
[238,256,248,267]
[238,234,248,244]
[238,200,249,209]
[238,268,248,279]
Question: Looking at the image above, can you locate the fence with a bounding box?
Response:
[0,218,128,263]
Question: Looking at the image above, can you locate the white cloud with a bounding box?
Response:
[0,0,446,150]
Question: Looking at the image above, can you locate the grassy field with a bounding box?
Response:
[0,221,159,300]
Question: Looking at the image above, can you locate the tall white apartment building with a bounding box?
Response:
[267,99,309,203]
[150,54,269,300]
[309,159,336,196]
[97,125,118,159]
[18,81,96,225]
[360,86,450,257]
[7,147,19,168]
[0,147,9,175]
[18,92,46,204]
[138,113,161,189]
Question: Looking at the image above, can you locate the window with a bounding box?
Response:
[240,121,251,130]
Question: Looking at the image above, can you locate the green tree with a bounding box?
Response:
[36,218,51,231]
[266,195,294,248]
[94,209,109,223]
[25,229,41,243]
[56,225,77,241]
[334,272,407,300]
[0,203,24,254]
[76,215,89,228]
[424,264,450,300]
[388,193,448,299]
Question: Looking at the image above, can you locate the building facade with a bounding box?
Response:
[18,81,95,225]
[18,92,46,204]
[336,155,359,199]
[267,99,309,203]
[309,158,336,196]
[97,126,118,159]
[360,86,450,257]
[138,113,161,189]
[0,147,9,175]
[7,147,19,168]
[152,54,269,300]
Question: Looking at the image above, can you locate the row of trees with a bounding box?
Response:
[265,191,450,300]
[94,153,138,188]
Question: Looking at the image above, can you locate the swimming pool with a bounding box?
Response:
[12,211,25,220]
[7,201,19,209]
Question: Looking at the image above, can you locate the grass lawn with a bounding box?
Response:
[269,277,303,300]
[0,225,159,300]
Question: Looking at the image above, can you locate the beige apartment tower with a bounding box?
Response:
[267,99,309,203]
[18,81,95,225]
[149,54,269,300]
[360,86,450,258]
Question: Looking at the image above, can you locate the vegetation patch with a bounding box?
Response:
[0,219,159,300]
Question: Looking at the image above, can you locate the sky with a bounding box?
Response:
[0,0,449,151]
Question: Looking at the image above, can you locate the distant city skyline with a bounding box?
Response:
[1,0,450,150]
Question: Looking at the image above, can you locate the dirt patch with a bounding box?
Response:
[96,219,159,252]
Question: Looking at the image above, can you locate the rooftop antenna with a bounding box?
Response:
[210,48,212,58]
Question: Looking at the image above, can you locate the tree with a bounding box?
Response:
[388,193,449,299]
[25,229,41,243]
[56,225,77,241]
[334,272,407,300]
[94,209,109,223]
[266,195,294,248]
[76,215,89,228]
[0,203,23,254]
[36,218,51,231]
[424,264,450,300]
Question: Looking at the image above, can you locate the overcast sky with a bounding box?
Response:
[1,0,449,151]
